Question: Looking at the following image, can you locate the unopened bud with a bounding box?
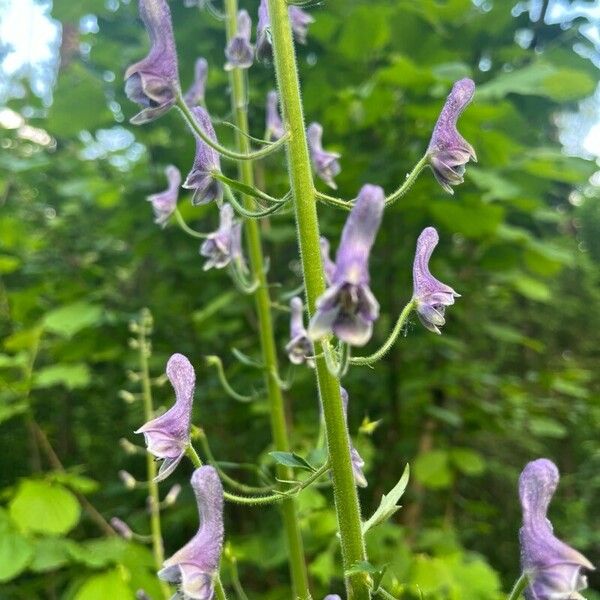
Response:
[127,370,141,382]
[136,591,151,600]
[118,470,137,490]
[118,390,136,404]
[119,438,139,455]
[128,321,140,333]
[110,517,133,540]
[164,483,182,506]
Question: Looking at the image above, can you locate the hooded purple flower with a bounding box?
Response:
[159,466,224,600]
[308,185,384,346]
[340,388,367,488]
[307,122,341,189]
[135,353,195,481]
[289,6,314,44]
[184,57,208,107]
[285,297,314,367]
[125,0,180,125]
[183,107,223,205]
[200,203,243,271]
[225,10,254,71]
[266,90,285,141]
[519,459,594,600]
[319,236,336,285]
[411,227,459,335]
[427,78,477,194]
[147,165,181,227]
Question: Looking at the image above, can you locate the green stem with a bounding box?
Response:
[385,155,429,206]
[222,2,311,598]
[375,589,398,600]
[350,300,416,366]
[229,558,250,600]
[507,573,529,600]
[176,96,289,162]
[138,311,171,600]
[205,355,257,403]
[266,1,370,598]
[174,208,208,238]
[215,578,229,600]
[223,184,288,219]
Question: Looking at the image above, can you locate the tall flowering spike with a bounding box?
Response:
[255,0,272,63]
[159,466,224,600]
[307,122,341,189]
[412,227,459,335]
[266,90,285,141]
[135,353,195,481]
[225,10,254,71]
[183,107,223,205]
[200,203,239,271]
[519,459,594,600]
[289,6,315,44]
[147,165,181,228]
[340,388,367,488]
[124,0,179,125]
[184,57,208,107]
[285,297,314,367]
[319,236,336,285]
[308,185,384,346]
[427,78,477,194]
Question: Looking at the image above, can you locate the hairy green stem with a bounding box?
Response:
[205,355,257,403]
[384,155,429,206]
[266,1,371,598]
[222,1,311,597]
[174,207,208,238]
[507,573,529,600]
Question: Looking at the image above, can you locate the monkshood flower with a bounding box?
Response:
[340,388,367,488]
[519,459,595,600]
[308,185,384,346]
[159,466,224,600]
[200,203,240,271]
[307,122,341,189]
[225,10,254,71]
[135,353,195,481]
[412,227,459,335]
[147,165,181,227]
[427,78,477,194]
[184,57,208,107]
[125,0,179,125]
[289,6,315,44]
[319,236,336,285]
[266,90,285,141]
[183,106,223,205]
[285,297,314,367]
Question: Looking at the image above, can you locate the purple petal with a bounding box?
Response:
[184,57,208,107]
[307,122,342,189]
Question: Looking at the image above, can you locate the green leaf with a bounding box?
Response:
[68,538,129,569]
[338,6,391,59]
[450,448,486,476]
[0,508,34,582]
[0,254,21,274]
[9,480,81,536]
[414,450,453,489]
[362,464,409,535]
[74,568,135,600]
[269,451,317,472]
[43,302,103,338]
[529,417,567,439]
[49,471,99,495]
[34,363,91,390]
[0,402,29,425]
[30,538,80,573]
[429,200,504,238]
[510,275,552,302]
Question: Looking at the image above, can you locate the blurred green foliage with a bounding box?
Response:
[0,0,599,598]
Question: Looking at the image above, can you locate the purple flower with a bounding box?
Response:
[289,6,314,44]
[184,57,208,107]
[307,122,341,189]
[411,227,459,335]
[255,0,272,63]
[319,236,336,285]
[125,0,179,125]
[200,203,242,271]
[135,353,195,481]
[427,78,477,194]
[147,165,181,227]
[519,459,594,600]
[266,90,285,141]
[183,106,223,205]
[159,466,224,600]
[308,185,384,346]
[225,10,254,71]
[285,297,314,367]
[324,596,342,600]
[340,388,367,488]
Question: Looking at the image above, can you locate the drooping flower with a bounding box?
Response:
[307,122,341,189]
[183,106,223,205]
[135,353,195,481]
[184,57,208,107]
[308,185,384,346]
[319,236,336,285]
[225,10,254,71]
[289,6,314,44]
[285,297,314,367]
[340,388,367,488]
[200,203,241,271]
[427,78,477,194]
[147,165,181,227]
[411,227,459,335]
[519,459,594,600]
[124,0,180,125]
[265,90,285,141]
[159,466,224,600]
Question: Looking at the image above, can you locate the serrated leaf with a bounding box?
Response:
[269,451,317,472]
[362,464,409,535]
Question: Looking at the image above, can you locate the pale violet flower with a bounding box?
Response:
[200,203,243,271]
[225,10,254,71]
[184,57,208,107]
[147,165,181,227]
[340,388,367,488]
[307,122,341,189]
[285,297,314,367]
[266,90,285,141]
[319,236,336,285]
